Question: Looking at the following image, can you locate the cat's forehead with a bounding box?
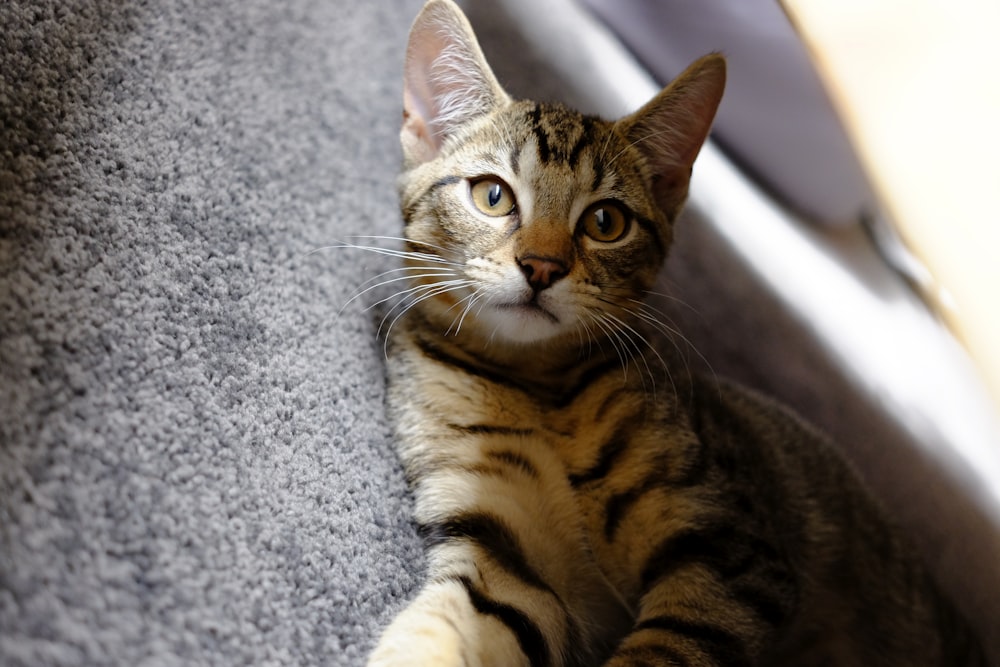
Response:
[461,101,645,199]
[511,102,604,160]
[501,101,621,168]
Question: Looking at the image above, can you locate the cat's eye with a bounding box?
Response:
[580,201,630,242]
[469,177,516,217]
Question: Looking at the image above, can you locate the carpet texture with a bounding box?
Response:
[1,1,426,664]
[1,0,996,665]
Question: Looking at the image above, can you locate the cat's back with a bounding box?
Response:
[685,376,987,666]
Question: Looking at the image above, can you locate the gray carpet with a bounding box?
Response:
[1,1,426,664]
[2,0,996,665]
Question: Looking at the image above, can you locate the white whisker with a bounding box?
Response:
[627,298,715,393]
[379,280,474,356]
[449,291,485,337]
[602,309,670,399]
[606,126,682,171]
[345,234,457,257]
[370,276,468,314]
[341,267,460,314]
[584,310,630,383]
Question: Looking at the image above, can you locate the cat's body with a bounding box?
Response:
[365,1,985,665]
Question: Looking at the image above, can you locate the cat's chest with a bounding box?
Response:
[389,334,702,597]
[389,344,574,452]
[388,333,687,478]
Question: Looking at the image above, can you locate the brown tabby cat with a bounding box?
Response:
[364,1,985,665]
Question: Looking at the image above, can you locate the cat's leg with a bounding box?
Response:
[589,479,799,666]
[368,453,631,667]
[600,581,781,667]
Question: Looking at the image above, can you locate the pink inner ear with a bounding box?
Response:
[402,33,449,159]
[402,86,436,154]
[405,33,451,125]
[400,1,509,165]
[635,57,725,170]
[619,56,725,217]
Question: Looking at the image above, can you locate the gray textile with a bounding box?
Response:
[2,1,425,664]
[2,1,996,665]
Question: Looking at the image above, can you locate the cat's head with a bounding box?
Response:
[397,0,724,351]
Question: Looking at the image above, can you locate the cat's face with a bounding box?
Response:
[400,101,670,345]
[396,0,724,350]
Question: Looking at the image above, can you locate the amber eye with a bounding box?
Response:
[580,201,630,242]
[469,177,516,217]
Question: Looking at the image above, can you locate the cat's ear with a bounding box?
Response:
[617,54,726,219]
[402,0,509,165]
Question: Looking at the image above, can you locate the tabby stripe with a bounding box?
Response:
[454,574,552,667]
[611,644,690,667]
[634,616,751,667]
[568,117,596,167]
[417,335,617,408]
[486,450,541,479]
[448,423,535,437]
[431,174,462,191]
[456,462,522,483]
[555,357,621,407]
[449,458,539,484]
[603,479,657,541]
[420,512,554,596]
[415,335,528,395]
[640,524,775,590]
[594,385,633,422]
[641,529,796,629]
[568,415,637,487]
[590,158,605,193]
[530,104,552,163]
[603,446,711,541]
[404,175,462,224]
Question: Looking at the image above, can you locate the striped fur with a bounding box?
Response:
[366,1,985,665]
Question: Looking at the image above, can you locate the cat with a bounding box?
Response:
[363,1,986,665]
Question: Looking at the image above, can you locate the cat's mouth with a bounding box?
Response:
[470,290,568,344]
[495,300,560,325]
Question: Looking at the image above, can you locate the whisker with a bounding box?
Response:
[597,310,652,394]
[583,310,630,383]
[369,277,469,316]
[308,240,460,267]
[345,234,457,257]
[445,290,483,337]
[602,309,672,399]
[456,292,488,336]
[606,126,682,171]
[378,280,474,356]
[622,297,715,399]
[341,267,460,314]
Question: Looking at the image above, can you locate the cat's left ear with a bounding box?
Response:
[617,54,726,219]
[401,0,510,166]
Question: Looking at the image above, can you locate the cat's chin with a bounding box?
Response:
[474,302,570,346]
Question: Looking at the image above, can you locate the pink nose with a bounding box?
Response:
[517,255,568,292]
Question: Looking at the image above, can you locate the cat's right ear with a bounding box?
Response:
[402,0,509,165]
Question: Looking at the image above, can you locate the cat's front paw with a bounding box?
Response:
[367,614,465,667]
[367,582,532,667]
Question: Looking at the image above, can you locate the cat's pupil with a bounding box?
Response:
[488,183,502,208]
[594,208,610,233]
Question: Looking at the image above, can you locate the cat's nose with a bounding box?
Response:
[517,255,568,292]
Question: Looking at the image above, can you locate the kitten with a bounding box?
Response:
[364,1,985,665]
